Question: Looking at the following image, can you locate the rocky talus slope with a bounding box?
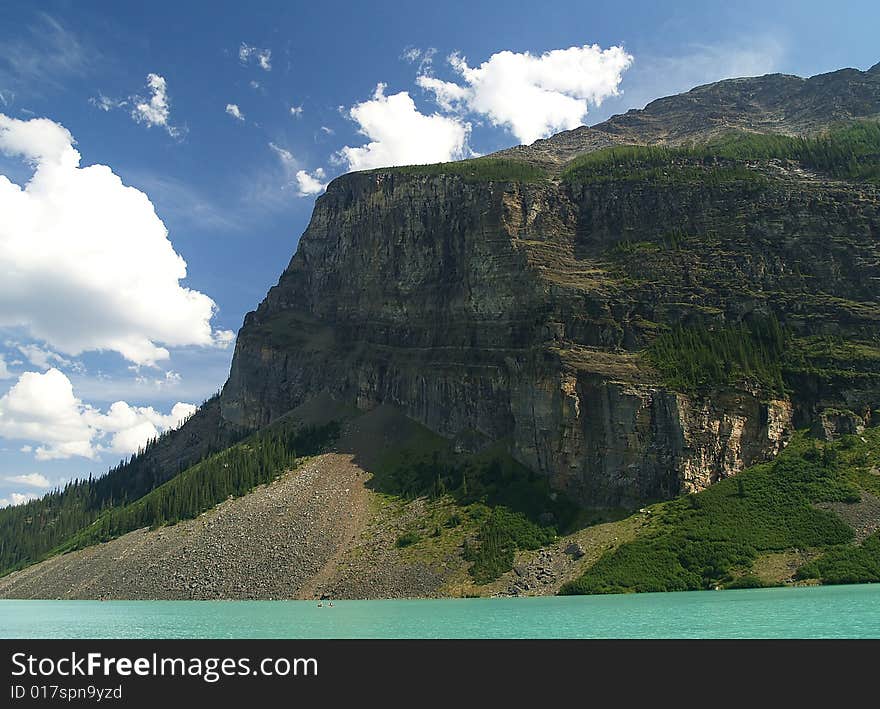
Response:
[0,455,373,600]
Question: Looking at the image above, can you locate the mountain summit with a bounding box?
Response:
[498,63,880,168]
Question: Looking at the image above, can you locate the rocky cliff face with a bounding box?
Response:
[220,64,880,507]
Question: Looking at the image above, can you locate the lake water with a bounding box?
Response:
[2,584,879,639]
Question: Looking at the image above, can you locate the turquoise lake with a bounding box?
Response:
[2,584,879,639]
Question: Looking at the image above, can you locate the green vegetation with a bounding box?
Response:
[560,434,861,595]
[611,240,662,256]
[645,316,787,395]
[562,120,880,186]
[395,531,421,548]
[644,317,880,399]
[463,507,556,584]
[56,420,339,553]
[796,533,880,585]
[0,395,242,577]
[726,575,774,589]
[708,121,880,182]
[371,442,579,528]
[563,144,696,182]
[376,157,547,183]
[611,229,695,256]
[562,144,768,186]
[0,483,107,577]
[784,335,880,385]
[371,442,578,583]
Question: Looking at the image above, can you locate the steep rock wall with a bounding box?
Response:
[218,167,869,506]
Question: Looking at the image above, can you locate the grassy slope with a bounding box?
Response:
[364,427,584,586]
[561,428,880,595]
[359,472,640,597]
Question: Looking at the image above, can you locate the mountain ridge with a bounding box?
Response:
[493,63,880,169]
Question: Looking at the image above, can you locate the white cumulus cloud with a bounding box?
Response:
[0,492,39,508]
[4,473,51,488]
[131,73,180,138]
[338,84,471,171]
[225,103,244,121]
[0,355,11,379]
[0,368,196,460]
[295,168,327,196]
[0,368,96,459]
[91,74,182,137]
[239,43,271,71]
[0,113,228,366]
[87,399,196,456]
[417,44,634,144]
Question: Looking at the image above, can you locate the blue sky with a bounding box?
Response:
[0,0,878,504]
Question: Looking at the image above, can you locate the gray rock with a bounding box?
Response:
[564,543,586,560]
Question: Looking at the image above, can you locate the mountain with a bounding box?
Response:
[2,63,880,598]
[221,63,880,506]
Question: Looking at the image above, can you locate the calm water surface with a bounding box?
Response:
[1,584,878,639]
